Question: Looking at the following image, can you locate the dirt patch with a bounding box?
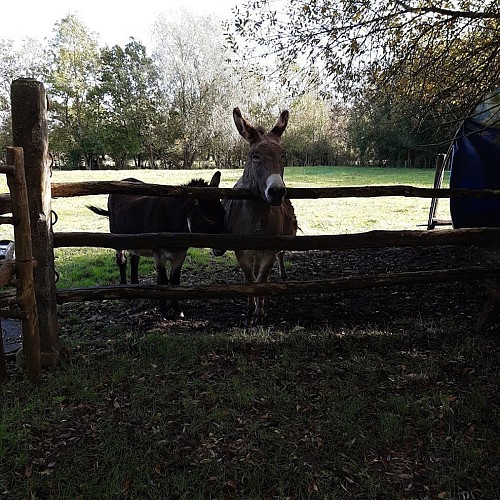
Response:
[59,246,500,335]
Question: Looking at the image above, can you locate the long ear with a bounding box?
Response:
[269,110,289,139]
[233,107,260,143]
[210,170,221,187]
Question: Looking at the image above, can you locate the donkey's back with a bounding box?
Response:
[107,178,190,235]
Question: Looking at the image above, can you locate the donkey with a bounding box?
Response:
[217,107,297,326]
[88,171,226,318]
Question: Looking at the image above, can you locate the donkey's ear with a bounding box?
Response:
[269,110,289,139]
[233,107,260,143]
[210,170,221,187]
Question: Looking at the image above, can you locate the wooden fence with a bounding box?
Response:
[2,78,500,384]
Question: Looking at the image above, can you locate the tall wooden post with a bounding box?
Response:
[6,147,42,382]
[11,79,60,367]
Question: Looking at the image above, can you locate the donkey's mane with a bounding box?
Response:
[184,178,209,188]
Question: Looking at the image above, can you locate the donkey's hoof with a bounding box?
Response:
[159,309,185,320]
[174,310,185,320]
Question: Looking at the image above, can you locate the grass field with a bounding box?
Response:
[0,165,451,288]
[3,167,498,500]
[0,165,451,238]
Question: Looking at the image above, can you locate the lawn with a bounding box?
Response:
[1,164,451,238]
[2,166,498,500]
[0,165,451,289]
[1,165,450,289]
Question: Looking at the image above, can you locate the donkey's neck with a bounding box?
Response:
[242,199,284,235]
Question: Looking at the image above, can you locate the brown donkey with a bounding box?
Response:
[216,108,297,326]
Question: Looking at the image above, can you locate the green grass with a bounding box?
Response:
[0,165,450,289]
[1,325,498,498]
[0,165,450,240]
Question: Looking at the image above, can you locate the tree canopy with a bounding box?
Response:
[228,0,500,140]
[2,5,496,169]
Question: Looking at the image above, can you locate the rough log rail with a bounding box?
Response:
[50,181,500,200]
[56,267,500,304]
[54,227,500,251]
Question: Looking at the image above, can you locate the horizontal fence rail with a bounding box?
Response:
[56,267,500,304]
[34,179,500,333]
[53,227,500,251]
[50,181,500,200]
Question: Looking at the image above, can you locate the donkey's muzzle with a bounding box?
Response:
[267,186,287,206]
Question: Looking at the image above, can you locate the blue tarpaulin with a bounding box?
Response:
[450,89,500,228]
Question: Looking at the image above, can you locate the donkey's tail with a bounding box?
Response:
[87,205,109,217]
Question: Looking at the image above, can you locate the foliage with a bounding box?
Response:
[2,5,487,168]
[228,0,500,140]
[285,93,348,166]
[152,11,237,168]
[0,39,47,159]
[94,39,164,169]
[346,97,442,168]
[45,14,101,169]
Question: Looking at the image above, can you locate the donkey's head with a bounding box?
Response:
[234,107,289,206]
[186,171,226,234]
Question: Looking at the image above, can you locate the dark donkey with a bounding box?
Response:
[216,108,297,326]
[88,171,226,318]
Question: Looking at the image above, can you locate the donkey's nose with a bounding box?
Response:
[267,186,286,206]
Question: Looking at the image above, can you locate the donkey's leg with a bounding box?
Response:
[277,251,287,280]
[153,250,169,317]
[254,253,278,326]
[116,250,128,284]
[130,253,140,284]
[243,272,257,327]
[168,251,187,319]
[236,252,257,327]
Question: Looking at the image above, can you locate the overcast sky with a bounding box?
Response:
[2,0,238,47]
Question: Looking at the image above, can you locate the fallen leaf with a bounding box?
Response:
[308,480,319,493]
[226,480,238,490]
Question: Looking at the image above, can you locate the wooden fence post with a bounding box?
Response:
[10,79,60,367]
[6,147,42,382]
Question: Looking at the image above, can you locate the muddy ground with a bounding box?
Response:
[58,246,500,336]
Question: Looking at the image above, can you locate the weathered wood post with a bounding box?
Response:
[11,79,60,367]
[6,147,42,382]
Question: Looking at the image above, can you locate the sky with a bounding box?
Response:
[2,0,239,48]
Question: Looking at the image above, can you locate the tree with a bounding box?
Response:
[46,14,101,168]
[95,39,163,168]
[229,0,500,142]
[152,10,239,168]
[0,38,47,158]
[285,92,347,166]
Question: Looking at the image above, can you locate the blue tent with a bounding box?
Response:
[450,89,500,228]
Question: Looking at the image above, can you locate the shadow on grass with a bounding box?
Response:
[1,317,499,499]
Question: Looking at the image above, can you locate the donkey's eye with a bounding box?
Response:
[251,154,260,162]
